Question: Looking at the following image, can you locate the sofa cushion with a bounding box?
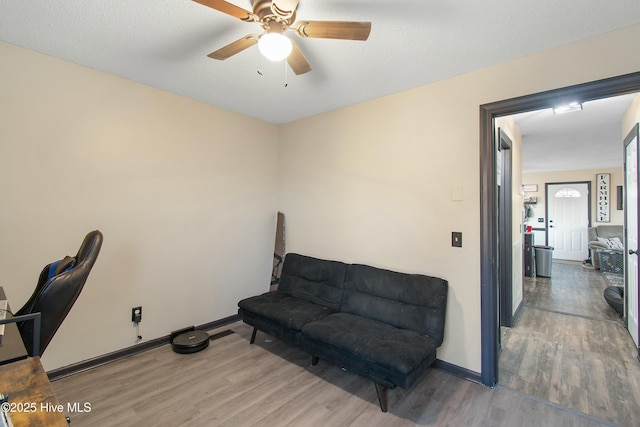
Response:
[597,236,624,250]
[589,225,623,242]
[301,312,438,388]
[238,292,336,331]
[340,264,448,346]
[277,253,348,310]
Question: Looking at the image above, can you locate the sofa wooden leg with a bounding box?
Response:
[311,355,319,366]
[250,327,257,344]
[374,383,388,412]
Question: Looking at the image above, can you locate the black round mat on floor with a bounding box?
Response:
[171,330,210,354]
[604,286,624,317]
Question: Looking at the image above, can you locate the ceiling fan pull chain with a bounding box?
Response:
[284,59,288,87]
[257,51,263,75]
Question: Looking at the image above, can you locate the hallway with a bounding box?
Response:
[499,261,640,426]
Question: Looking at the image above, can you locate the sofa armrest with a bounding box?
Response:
[589,241,608,250]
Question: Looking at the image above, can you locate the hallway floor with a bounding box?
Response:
[499,261,640,426]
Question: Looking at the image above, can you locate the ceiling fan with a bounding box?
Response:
[193,0,372,75]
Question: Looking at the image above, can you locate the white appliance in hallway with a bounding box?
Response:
[547,182,590,261]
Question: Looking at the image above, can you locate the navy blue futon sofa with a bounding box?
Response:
[238,253,448,412]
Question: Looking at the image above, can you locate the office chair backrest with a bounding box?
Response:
[16,230,103,356]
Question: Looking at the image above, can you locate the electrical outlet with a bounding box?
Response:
[132,306,142,323]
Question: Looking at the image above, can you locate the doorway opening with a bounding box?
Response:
[479,71,640,387]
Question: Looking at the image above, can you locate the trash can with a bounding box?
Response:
[534,245,554,277]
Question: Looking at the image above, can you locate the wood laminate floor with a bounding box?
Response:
[499,261,640,427]
[54,323,624,425]
[49,261,637,426]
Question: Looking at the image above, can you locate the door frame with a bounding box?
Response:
[479,71,640,386]
[498,129,514,328]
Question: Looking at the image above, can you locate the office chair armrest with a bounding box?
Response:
[0,312,41,357]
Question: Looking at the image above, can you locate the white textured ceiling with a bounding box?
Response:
[1,0,640,125]
[2,1,639,173]
[514,93,638,174]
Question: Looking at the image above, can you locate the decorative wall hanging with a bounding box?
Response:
[596,173,610,222]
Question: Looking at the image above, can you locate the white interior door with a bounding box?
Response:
[547,183,589,261]
[624,125,639,347]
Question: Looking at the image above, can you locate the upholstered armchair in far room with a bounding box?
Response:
[588,225,624,269]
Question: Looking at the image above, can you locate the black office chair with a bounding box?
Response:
[16,230,103,356]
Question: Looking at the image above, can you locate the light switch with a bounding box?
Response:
[452,232,462,247]
[451,185,463,201]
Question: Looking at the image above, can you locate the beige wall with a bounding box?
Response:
[0,41,279,370]
[522,167,625,228]
[624,94,640,138]
[279,24,640,372]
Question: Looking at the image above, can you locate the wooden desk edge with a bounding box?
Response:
[0,357,68,426]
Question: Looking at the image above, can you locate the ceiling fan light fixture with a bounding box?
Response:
[258,32,292,61]
[552,102,583,115]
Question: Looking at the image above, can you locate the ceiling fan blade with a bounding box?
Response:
[208,35,258,60]
[293,21,371,41]
[193,0,253,21]
[287,41,311,75]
